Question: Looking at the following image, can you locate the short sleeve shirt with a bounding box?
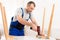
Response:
[13,7,33,21]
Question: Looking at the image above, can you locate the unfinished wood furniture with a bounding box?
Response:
[36,4,55,39]
[0,2,14,40]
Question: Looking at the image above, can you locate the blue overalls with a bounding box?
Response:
[9,8,31,36]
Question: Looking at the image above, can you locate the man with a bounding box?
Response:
[9,1,43,36]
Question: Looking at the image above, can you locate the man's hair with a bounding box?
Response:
[27,1,36,7]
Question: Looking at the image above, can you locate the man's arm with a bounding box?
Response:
[30,17,38,26]
[17,15,32,26]
[17,15,37,31]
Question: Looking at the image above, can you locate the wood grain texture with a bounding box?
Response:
[0,3,14,40]
[47,4,55,38]
[42,8,45,34]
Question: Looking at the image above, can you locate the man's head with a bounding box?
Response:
[26,1,36,13]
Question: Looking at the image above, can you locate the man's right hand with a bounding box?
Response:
[30,22,37,31]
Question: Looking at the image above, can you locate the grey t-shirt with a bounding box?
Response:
[13,7,33,21]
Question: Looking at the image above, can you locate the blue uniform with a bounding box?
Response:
[9,8,31,36]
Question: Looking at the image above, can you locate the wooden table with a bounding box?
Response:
[12,36,56,40]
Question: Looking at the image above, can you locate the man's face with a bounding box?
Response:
[27,4,35,12]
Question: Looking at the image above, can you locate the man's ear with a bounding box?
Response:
[27,4,29,7]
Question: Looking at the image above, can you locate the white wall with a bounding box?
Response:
[0,0,60,39]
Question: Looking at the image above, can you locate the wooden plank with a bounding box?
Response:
[9,36,14,40]
[47,4,55,38]
[0,3,14,40]
[42,8,45,34]
[0,3,9,40]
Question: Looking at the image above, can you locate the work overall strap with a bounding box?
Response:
[21,8,31,21]
[10,8,24,30]
[21,8,24,18]
[11,8,24,21]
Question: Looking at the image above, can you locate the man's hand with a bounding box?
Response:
[31,23,37,31]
